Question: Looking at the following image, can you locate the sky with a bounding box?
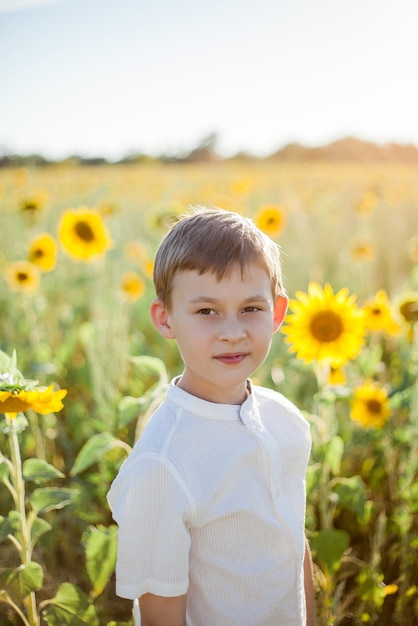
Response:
[1,0,417,159]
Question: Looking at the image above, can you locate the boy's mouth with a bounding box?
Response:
[213,352,248,365]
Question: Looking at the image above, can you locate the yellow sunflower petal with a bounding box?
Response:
[5,261,40,294]
[58,206,113,262]
[351,381,390,428]
[28,233,57,272]
[120,272,146,302]
[253,204,286,238]
[283,282,365,366]
[0,386,67,416]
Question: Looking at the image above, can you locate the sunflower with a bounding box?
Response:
[120,272,145,302]
[407,236,418,263]
[282,282,365,366]
[328,365,346,386]
[362,290,400,335]
[5,261,40,294]
[58,206,112,261]
[28,233,57,272]
[124,241,148,262]
[0,386,67,418]
[21,197,42,214]
[356,191,378,215]
[0,349,67,419]
[397,292,418,324]
[253,204,286,238]
[141,258,154,278]
[350,381,390,428]
[20,190,48,222]
[350,241,375,263]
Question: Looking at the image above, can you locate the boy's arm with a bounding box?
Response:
[303,536,317,626]
[139,593,187,626]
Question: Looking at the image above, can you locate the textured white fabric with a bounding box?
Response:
[107,378,311,626]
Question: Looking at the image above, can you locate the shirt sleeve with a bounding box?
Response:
[107,454,194,600]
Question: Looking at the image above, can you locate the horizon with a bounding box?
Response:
[2,134,418,163]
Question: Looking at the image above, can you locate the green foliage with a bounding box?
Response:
[42,583,99,625]
[332,475,368,521]
[0,562,43,603]
[324,435,344,475]
[23,458,65,483]
[83,525,118,599]
[0,512,20,544]
[30,487,79,515]
[71,433,131,476]
[311,528,350,572]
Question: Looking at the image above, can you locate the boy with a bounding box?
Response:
[107,207,316,626]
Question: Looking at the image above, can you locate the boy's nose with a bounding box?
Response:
[218,319,247,342]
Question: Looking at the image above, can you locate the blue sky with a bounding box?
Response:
[1,0,417,158]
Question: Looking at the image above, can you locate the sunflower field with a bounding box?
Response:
[0,158,417,625]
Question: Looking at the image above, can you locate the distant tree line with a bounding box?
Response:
[1,135,418,167]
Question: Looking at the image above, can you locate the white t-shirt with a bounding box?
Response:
[107,378,312,626]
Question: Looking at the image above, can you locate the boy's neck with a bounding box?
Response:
[175,375,250,406]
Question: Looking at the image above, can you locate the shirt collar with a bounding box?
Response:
[167,376,256,421]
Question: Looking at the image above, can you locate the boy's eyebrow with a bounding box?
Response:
[189,295,271,304]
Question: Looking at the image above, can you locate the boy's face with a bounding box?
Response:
[151,263,288,405]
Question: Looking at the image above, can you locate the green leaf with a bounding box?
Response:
[311,528,350,572]
[30,487,78,514]
[0,562,43,603]
[356,344,384,378]
[42,582,99,626]
[0,348,13,371]
[129,355,168,386]
[84,525,118,599]
[324,435,344,475]
[332,475,367,521]
[0,414,28,434]
[0,453,11,482]
[0,511,20,544]
[306,463,321,499]
[117,395,144,427]
[23,458,65,484]
[70,433,128,476]
[30,516,52,549]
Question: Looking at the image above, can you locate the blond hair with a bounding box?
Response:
[153,207,284,308]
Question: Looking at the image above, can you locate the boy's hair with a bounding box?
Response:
[153,206,285,308]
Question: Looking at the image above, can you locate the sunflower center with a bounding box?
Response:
[75,221,95,242]
[310,311,343,343]
[17,272,29,283]
[400,300,418,322]
[22,202,39,212]
[33,248,44,259]
[366,399,382,415]
[371,307,382,316]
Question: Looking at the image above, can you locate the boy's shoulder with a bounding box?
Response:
[252,382,301,411]
[251,383,310,430]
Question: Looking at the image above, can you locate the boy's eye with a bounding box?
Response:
[197,308,214,315]
[243,306,261,313]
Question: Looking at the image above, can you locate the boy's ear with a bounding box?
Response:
[150,298,176,339]
[272,295,289,333]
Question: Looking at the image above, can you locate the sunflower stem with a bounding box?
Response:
[7,415,40,626]
[394,324,418,621]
